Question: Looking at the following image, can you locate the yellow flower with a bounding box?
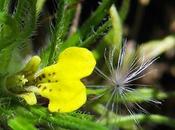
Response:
[22,47,96,112]
[19,56,41,105]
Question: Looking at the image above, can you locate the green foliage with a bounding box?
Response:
[60,0,114,50]
[0,0,37,76]
[8,117,37,130]
[0,0,175,130]
[2,106,107,130]
[0,0,37,50]
[48,0,80,64]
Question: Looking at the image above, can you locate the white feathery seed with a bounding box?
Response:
[94,42,161,125]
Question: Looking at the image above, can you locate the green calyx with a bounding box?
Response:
[6,74,28,94]
[6,56,41,94]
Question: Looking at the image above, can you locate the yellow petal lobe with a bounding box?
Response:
[58,47,96,79]
[22,56,41,74]
[36,47,96,81]
[38,81,86,112]
[19,92,37,105]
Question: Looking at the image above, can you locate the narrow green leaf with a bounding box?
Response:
[30,106,108,130]
[0,0,6,11]
[36,0,46,15]
[63,0,115,49]
[80,0,114,39]
[48,0,79,64]
[80,20,112,47]
[8,117,37,130]
[14,0,37,39]
[100,114,175,128]
[119,0,130,22]
[139,35,175,60]
[87,86,175,103]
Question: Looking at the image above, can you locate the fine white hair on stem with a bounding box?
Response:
[94,41,161,127]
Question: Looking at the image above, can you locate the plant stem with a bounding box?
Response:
[100,114,175,128]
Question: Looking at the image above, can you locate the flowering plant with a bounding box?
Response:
[0,0,175,130]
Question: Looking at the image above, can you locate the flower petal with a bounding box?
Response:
[36,47,96,82]
[19,92,37,105]
[58,47,96,79]
[22,56,41,74]
[35,47,96,83]
[37,80,86,112]
[22,56,41,82]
